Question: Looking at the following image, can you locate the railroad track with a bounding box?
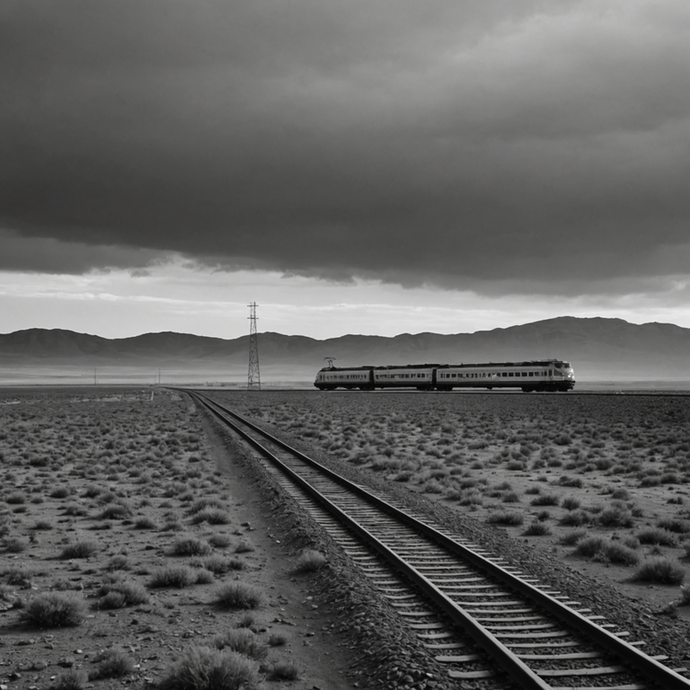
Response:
[190,391,690,690]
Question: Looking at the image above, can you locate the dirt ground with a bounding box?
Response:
[0,389,355,690]
[2,387,690,690]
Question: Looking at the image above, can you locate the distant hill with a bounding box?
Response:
[1,317,690,383]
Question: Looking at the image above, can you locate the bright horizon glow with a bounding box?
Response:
[2,261,689,340]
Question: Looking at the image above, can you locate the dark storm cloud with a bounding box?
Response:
[0,229,164,274]
[2,0,689,294]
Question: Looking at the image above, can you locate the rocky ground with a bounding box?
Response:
[2,387,690,690]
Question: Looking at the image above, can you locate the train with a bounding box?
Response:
[314,359,575,392]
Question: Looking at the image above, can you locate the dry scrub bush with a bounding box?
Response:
[54,669,88,690]
[105,555,130,571]
[97,576,149,608]
[172,536,211,556]
[656,518,690,534]
[633,557,686,585]
[191,555,244,574]
[486,511,524,527]
[560,529,588,546]
[208,533,233,548]
[574,537,639,566]
[215,581,265,610]
[561,496,581,511]
[98,503,132,520]
[148,566,198,589]
[191,508,231,525]
[292,549,327,573]
[89,649,134,680]
[158,646,259,690]
[636,528,678,547]
[60,540,99,559]
[195,569,215,584]
[597,506,634,528]
[523,522,552,536]
[529,493,560,507]
[134,516,158,530]
[559,510,593,527]
[212,628,268,660]
[21,592,86,627]
[266,662,300,681]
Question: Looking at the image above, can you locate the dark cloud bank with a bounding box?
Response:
[2,0,689,294]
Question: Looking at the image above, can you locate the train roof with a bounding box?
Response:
[318,359,570,372]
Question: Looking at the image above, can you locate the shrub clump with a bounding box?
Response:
[21,592,86,627]
[60,540,99,559]
[158,646,259,690]
[215,582,265,610]
[522,522,551,536]
[266,663,300,681]
[98,502,132,520]
[597,507,634,528]
[292,549,327,573]
[486,511,524,527]
[212,628,268,660]
[656,518,690,534]
[191,508,232,525]
[559,529,588,546]
[172,537,211,557]
[54,669,88,690]
[148,566,198,589]
[529,493,559,507]
[633,557,686,585]
[89,649,134,680]
[97,576,150,608]
[636,528,678,547]
[559,510,593,527]
[574,537,639,566]
[191,555,244,575]
[561,496,581,511]
[208,533,233,548]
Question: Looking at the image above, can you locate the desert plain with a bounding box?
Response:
[2,386,690,690]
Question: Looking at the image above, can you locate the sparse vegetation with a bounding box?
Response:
[293,549,327,573]
[215,581,265,609]
[213,628,268,660]
[172,536,212,556]
[3,385,690,688]
[21,592,86,627]
[60,540,99,559]
[486,510,524,526]
[158,646,260,690]
[148,565,198,589]
[633,557,686,585]
[89,649,135,679]
[53,669,88,690]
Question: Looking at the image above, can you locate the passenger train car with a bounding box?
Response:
[314,360,575,392]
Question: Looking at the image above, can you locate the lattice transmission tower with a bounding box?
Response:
[247,302,261,389]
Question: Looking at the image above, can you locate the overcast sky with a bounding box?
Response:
[2,0,689,339]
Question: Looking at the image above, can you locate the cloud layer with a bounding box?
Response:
[3,0,689,295]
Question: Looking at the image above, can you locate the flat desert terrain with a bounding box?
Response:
[2,387,690,690]
[0,388,359,690]
[215,389,690,618]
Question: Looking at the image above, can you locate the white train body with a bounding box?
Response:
[314,360,575,392]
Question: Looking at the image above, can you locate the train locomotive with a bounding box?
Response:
[314,359,575,392]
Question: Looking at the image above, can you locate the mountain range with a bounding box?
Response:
[1,317,689,385]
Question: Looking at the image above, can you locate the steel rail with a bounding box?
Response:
[191,391,690,690]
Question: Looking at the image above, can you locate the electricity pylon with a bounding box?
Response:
[247,302,261,389]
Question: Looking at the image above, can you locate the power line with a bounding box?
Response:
[247,302,261,389]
